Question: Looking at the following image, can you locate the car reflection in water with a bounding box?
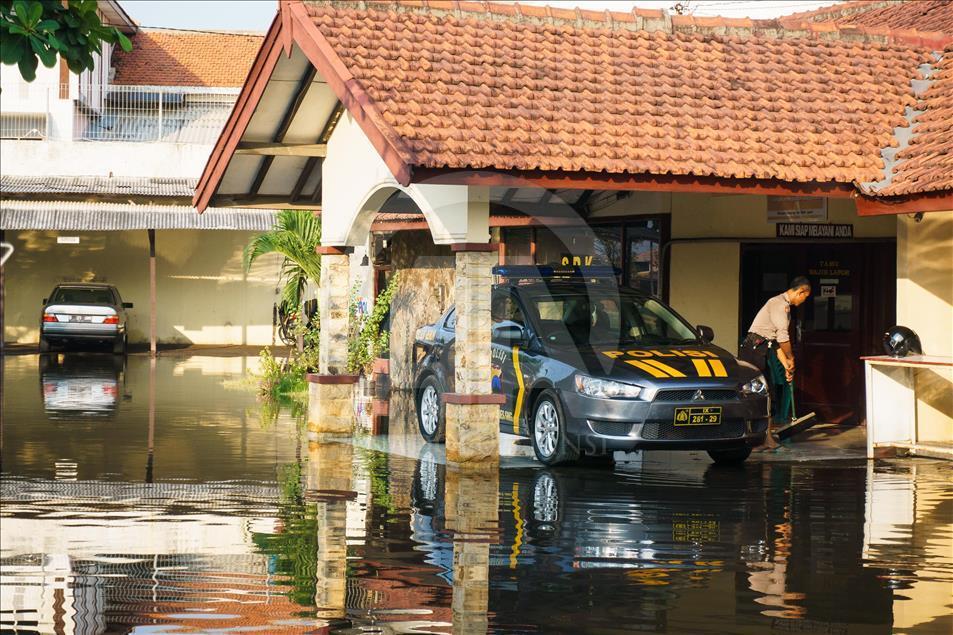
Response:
[39,354,126,419]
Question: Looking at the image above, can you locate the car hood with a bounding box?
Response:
[545,342,758,385]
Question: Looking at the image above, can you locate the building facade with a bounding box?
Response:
[1,10,286,348]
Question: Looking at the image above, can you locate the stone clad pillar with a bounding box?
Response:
[445,244,503,467]
[446,466,499,634]
[308,247,358,435]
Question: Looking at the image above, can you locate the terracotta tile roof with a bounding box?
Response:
[870,43,953,195]
[782,1,953,35]
[305,1,941,187]
[112,29,264,87]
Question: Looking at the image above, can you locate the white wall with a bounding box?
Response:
[0,139,215,179]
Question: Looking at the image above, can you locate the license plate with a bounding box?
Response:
[70,315,91,323]
[674,406,722,426]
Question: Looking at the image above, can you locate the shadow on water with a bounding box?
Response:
[1,354,951,633]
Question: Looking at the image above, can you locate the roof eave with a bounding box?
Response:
[411,167,859,199]
[855,189,953,215]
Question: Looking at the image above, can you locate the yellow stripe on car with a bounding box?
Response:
[512,345,525,434]
[708,359,728,377]
[625,359,671,378]
[692,359,712,377]
[643,359,687,377]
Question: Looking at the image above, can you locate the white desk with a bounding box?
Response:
[863,355,953,460]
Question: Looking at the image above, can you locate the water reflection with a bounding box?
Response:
[39,354,126,419]
[1,353,951,633]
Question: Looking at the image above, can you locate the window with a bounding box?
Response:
[51,288,116,305]
[444,308,457,331]
[529,293,696,347]
[0,113,46,140]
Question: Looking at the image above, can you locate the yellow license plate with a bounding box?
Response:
[674,406,722,426]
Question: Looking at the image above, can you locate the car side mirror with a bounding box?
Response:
[697,325,715,343]
[42,298,48,304]
[492,323,525,344]
[123,302,134,309]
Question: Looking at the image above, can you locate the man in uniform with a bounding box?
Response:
[739,277,812,450]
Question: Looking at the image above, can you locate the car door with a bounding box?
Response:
[491,290,531,435]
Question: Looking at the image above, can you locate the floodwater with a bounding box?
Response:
[1,353,951,634]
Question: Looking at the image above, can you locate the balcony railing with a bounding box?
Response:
[0,83,239,145]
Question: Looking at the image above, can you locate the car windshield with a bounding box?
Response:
[529,292,698,347]
[51,288,115,305]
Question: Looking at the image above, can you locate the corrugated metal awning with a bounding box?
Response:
[1,200,277,231]
[1,175,197,197]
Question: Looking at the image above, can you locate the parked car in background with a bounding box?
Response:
[40,284,132,354]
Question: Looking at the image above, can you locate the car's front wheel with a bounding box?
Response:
[531,390,579,466]
[707,446,752,465]
[416,376,446,443]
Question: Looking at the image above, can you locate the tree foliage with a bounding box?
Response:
[1,0,132,82]
[243,209,322,314]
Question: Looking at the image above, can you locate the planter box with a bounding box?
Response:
[371,357,390,376]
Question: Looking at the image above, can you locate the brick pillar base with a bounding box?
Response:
[446,399,503,466]
[307,375,359,435]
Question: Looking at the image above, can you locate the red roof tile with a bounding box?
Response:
[782,1,953,35]
[112,29,264,87]
[304,2,940,187]
[873,43,953,195]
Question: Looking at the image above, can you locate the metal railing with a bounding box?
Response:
[0,83,239,145]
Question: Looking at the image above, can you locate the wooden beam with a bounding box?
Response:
[412,167,858,199]
[212,195,323,210]
[236,142,328,156]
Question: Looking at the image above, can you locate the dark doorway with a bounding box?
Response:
[740,242,895,424]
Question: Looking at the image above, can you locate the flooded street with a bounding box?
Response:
[2,353,951,634]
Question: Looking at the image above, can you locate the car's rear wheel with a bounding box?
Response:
[112,334,127,356]
[707,446,752,465]
[416,376,446,443]
[531,390,579,466]
[38,336,51,353]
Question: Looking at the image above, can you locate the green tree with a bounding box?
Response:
[244,209,322,316]
[1,1,133,82]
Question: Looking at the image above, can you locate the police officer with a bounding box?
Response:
[740,277,812,449]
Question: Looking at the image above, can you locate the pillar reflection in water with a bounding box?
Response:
[306,436,355,621]
[445,466,500,634]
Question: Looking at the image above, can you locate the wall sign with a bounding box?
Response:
[776,223,853,239]
[767,196,828,222]
[57,236,80,244]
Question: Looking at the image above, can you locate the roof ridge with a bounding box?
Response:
[135,26,266,37]
[777,0,895,23]
[323,0,952,48]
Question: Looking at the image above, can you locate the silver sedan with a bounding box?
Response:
[40,284,132,354]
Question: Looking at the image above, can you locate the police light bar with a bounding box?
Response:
[492,265,621,279]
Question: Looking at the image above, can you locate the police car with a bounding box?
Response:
[413,267,770,466]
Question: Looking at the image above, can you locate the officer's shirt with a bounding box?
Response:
[748,293,791,343]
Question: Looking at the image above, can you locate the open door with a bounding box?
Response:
[740,242,895,425]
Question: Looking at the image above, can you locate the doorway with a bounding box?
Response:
[740,242,896,424]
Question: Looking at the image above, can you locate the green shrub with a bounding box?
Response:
[346,272,399,375]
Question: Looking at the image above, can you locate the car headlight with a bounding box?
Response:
[574,374,642,399]
[740,375,768,396]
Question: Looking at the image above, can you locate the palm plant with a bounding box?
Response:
[243,209,322,316]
